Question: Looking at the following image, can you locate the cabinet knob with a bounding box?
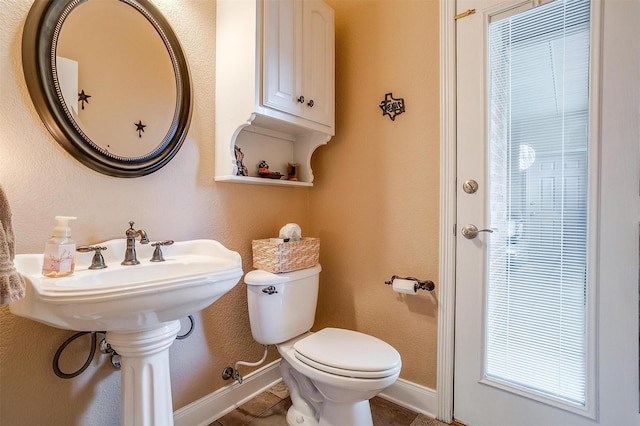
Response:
[297,96,305,103]
[307,99,314,108]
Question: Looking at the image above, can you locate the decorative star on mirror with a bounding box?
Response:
[134,120,146,138]
[78,90,91,110]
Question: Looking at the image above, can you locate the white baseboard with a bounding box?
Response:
[173,359,282,426]
[174,359,438,425]
[378,378,438,418]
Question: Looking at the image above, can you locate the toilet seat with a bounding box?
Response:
[293,328,401,379]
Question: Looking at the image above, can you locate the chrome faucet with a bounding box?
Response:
[122,221,149,265]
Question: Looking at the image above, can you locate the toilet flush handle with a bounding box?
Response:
[262,285,278,295]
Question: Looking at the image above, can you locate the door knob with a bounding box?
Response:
[461,224,494,239]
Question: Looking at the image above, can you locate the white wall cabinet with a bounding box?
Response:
[263,0,334,128]
[215,0,335,187]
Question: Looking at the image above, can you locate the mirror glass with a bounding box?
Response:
[23,0,191,177]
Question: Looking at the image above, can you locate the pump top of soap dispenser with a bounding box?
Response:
[52,216,76,237]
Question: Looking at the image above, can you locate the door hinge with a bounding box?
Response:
[454,8,476,20]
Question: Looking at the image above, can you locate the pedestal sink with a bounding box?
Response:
[10,239,243,426]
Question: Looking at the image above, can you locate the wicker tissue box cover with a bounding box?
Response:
[252,237,320,273]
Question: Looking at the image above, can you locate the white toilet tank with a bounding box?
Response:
[245,264,321,345]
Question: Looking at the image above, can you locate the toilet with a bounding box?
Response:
[245,264,402,426]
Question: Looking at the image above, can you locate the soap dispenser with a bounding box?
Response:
[42,216,77,278]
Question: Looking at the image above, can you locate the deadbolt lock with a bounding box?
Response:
[463,179,479,194]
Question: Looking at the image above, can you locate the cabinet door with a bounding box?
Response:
[263,0,334,129]
[301,0,334,127]
[263,0,304,117]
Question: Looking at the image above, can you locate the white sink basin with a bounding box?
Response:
[10,238,243,425]
[10,238,243,331]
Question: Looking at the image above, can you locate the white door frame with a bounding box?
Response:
[436,0,457,423]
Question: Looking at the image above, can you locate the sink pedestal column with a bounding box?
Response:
[107,320,181,426]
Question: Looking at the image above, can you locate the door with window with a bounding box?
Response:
[453,0,639,425]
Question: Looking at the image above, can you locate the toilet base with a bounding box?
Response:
[280,356,374,426]
[285,400,373,426]
[318,400,373,426]
[286,405,319,426]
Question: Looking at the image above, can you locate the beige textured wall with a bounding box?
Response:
[0,1,298,424]
[0,0,440,424]
[310,0,440,387]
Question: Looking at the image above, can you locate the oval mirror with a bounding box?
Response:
[22,0,192,177]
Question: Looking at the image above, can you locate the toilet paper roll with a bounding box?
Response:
[392,278,417,294]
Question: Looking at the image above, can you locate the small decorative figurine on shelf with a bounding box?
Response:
[234,145,248,176]
[257,160,283,179]
[287,163,299,181]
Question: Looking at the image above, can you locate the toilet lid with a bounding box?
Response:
[293,328,401,379]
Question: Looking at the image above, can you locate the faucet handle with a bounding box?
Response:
[77,246,108,269]
[150,240,174,262]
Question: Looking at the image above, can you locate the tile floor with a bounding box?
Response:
[211,382,450,426]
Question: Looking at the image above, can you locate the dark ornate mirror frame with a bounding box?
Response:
[22,0,192,177]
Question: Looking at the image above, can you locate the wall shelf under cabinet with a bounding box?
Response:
[215,175,313,187]
[214,121,331,187]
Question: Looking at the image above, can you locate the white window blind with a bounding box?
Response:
[486,0,591,406]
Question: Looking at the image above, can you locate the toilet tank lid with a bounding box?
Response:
[245,264,322,286]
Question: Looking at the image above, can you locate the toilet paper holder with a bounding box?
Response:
[384,275,435,292]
